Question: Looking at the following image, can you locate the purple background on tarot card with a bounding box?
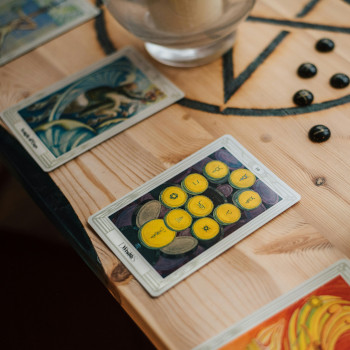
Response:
[109,147,282,278]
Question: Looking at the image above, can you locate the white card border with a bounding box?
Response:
[88,134,301,297]
[0,0,100,66]
[1,46,184,171]
[193,259,350,350]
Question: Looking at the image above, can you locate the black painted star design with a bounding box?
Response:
[95,0,350,117]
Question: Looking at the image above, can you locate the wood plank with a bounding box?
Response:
[1,0,350,348]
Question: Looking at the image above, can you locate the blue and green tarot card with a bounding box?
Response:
[0,0,99,66]
[1,47,184,171]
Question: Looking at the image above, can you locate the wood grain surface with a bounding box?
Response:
[1,0,350,349]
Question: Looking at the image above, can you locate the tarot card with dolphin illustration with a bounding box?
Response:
[89,135,300,297]
[0,0,99,66]
[194,259,350,350]
[1,46,184,171]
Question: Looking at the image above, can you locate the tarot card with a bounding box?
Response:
[88,135,300,297]
[194,259,350,350]
[0,0,99,66]
[1,46,184,171]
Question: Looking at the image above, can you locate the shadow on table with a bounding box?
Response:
[0,163,155,350]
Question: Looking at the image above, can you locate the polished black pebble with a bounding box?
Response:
[315,38,335,52]
[330,73,350,89]
[308,125,331,143]
[297,63,317,78]
[293,89,314,106]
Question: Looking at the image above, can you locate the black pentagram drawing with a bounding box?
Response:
[95,0,350,117]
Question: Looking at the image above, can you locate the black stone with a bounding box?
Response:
[297,63,317,78]
[330,73,350,89]
[308,125,331,143]
[293,90,314,106]
[315,38,335,52]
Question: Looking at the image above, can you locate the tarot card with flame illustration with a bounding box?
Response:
[194,259,350,350]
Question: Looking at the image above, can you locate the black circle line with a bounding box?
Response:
[178,95,350,117]
[246,16,350,34]
[95,0,117,55]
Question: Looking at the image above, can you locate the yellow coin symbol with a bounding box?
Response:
[204,161,229,182]
[186,195,214,217]
[192,217,220,241]
[164,209,192,231]
[160,186,188,208]
[235,190,262,210]
[229,169,256,189]
[139,219,176,249]
[182,173,208,194]
[214,203,241,225]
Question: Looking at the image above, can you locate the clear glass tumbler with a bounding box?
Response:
[104,0,256,67]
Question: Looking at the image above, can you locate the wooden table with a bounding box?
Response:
[1,0,350,348]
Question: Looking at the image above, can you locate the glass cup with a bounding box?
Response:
[104,0,256,67]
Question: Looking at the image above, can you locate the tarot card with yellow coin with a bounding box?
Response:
[89,135,300,296]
